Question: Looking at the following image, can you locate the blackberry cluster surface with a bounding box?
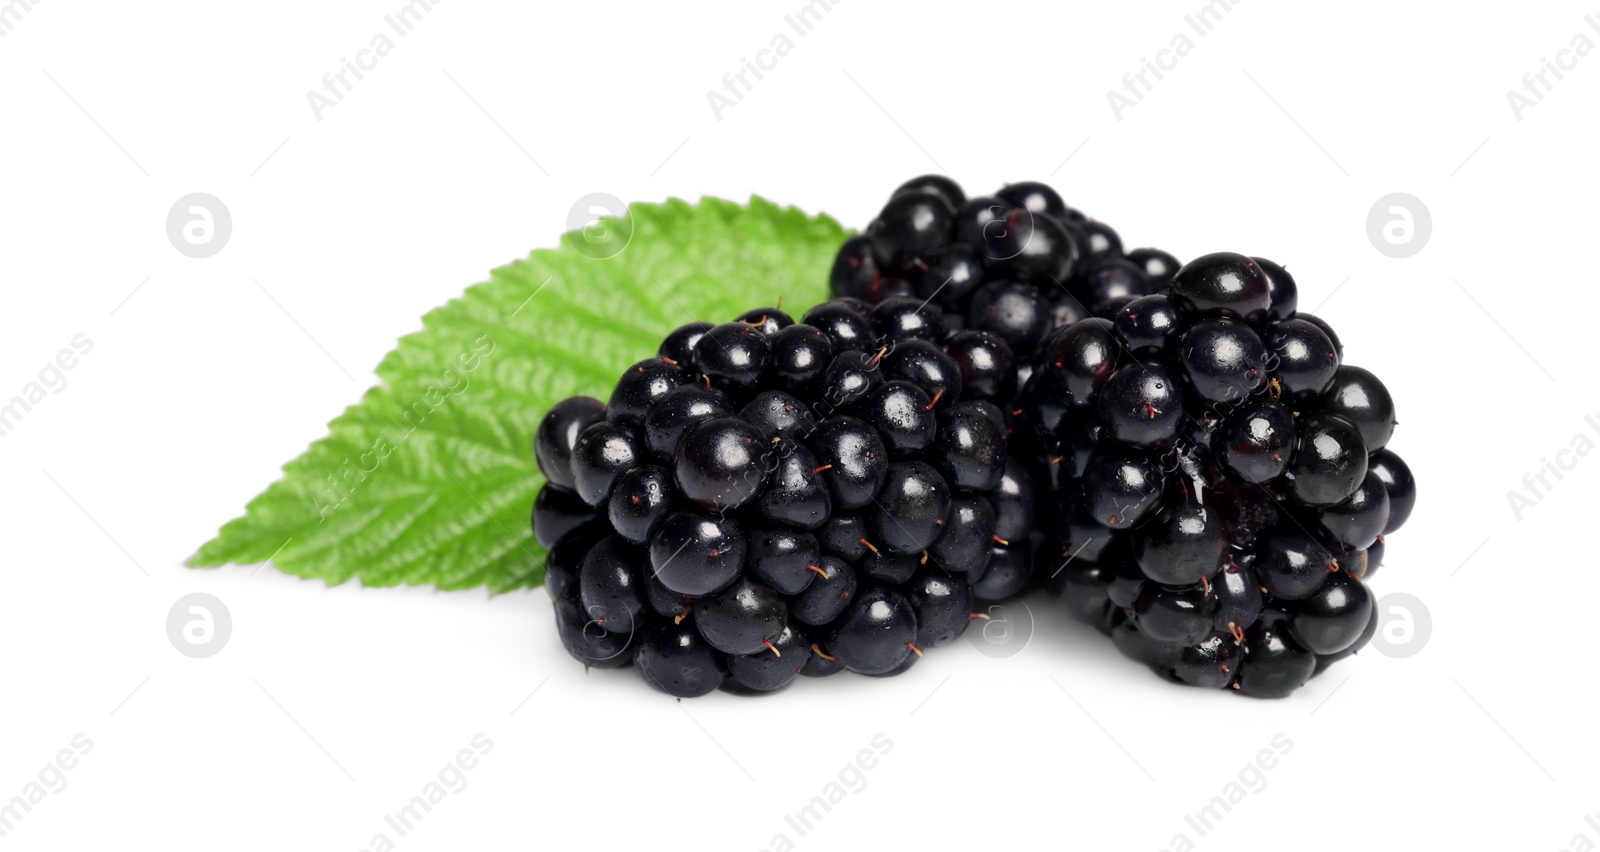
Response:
[534,296,1034,697]
[1033,252,1415,697]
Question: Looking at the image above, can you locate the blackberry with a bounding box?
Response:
[829,176,1173,467]
[1022,237,1416,697]
[535,286,1026,696]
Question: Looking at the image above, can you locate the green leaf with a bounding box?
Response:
[188,196,851,592]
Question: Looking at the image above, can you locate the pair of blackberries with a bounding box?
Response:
[533,295,1035,697]
[534,175,1416,700]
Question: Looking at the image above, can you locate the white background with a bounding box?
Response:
[1,1,1595,849]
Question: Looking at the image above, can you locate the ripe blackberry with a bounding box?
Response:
[1000,225,1416,697]
[534,286,1026,696]
[830,176,1175,484]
